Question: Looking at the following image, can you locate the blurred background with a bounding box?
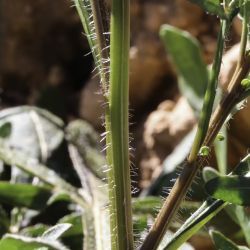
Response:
[0,0,249,193]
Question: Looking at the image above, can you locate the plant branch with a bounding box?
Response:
[109,0,134,249]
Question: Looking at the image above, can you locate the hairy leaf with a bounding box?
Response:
[42,223,72,241]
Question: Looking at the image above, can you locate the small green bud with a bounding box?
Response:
[241,78,250,89]
[216,133,225,141]
[199,146,210,156]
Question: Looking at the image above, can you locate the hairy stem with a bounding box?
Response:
[109,0,134,249]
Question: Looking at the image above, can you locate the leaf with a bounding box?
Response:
[0,147,89,208]
[20,224,49,237]
[203,166,220,182]
[58,213,83,237]
[66,120,106,180]
[0,234,69,250]
[0,182,52,210]
[210,230,250,250]
[226,205,250,246]
[58,213,83,250]
[160,25,208,112]
[0,122,12,138]
[42,223,72,241]
[205,175,250,205]
[189,0,226,19]
[163,155,250,250]
[0,106,64,160]
[163,199,225,250]
[132,197,162,215]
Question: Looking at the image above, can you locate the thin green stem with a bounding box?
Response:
[237,2,249,70]
[109,0,133,249]
[188,19,228,162]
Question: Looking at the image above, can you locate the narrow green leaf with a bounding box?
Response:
[58,213,83,238]
[205,176,250,205]
[210,230,249,250]
[163,199,226,250]
[0,147,88,209]
[42,223,72,241]
[0,182,51,210]
[189,0,226,18]
[0,122,12,138]
[20,224,49,237]
[226,205,250,246]
[0,234,69,250]
[132,197,162,215]
[160,25,208,111]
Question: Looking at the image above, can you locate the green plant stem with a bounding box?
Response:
[188,20,228,162]
[139,20,228,250]
[108,0,133,249]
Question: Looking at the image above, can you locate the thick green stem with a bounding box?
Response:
[109,0,134,249]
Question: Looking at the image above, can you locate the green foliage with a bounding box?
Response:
[205,176,250,205]
[0,182,51,210]
[0,122,12,138]
[0,234,70,250]
[210,230,250,250]
[160,25,208,112]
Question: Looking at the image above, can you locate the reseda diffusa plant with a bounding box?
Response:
[0,0,250,250]
[73,0,250,250]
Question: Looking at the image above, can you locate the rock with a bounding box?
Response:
[140,96,196,188]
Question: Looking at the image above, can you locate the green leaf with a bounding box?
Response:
[0,182,51,210]
[0,122,12,138]
[58,213,83,238]
[226,205,250,246]
[42,223,72,241]
[132,197,162,216]
[0,234,69,250]
[205,175,250,205]
[189,0,226,19]
[163,155,250,250]
[160,25,208,112]
[163,199,226,250]
[210,230,250,250]
[20,224,49,237]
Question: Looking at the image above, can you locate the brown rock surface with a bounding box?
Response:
[140,96,196,187]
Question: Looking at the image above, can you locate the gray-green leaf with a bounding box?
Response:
[160,25,208,112]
